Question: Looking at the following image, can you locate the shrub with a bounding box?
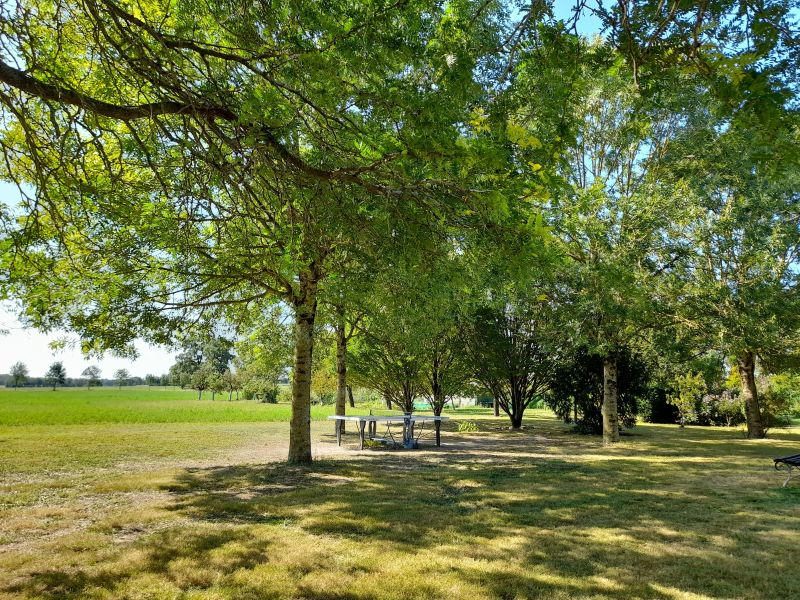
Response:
[697,392,745,426]
[277,386,292,404]
[668,372,706,427]
[261,387,279,404]
[242,376,279,403]
[638,387,679,424]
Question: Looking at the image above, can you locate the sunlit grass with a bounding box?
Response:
[0,391,798,599]
[0,387,336,425]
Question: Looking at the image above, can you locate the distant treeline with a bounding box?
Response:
[0,375,168,388]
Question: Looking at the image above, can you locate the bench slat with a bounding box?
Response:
[774,453,800,466]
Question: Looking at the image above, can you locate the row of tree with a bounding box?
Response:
[2,362,135,389]
[0,1,797,461]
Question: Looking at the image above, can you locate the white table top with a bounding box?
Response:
[327,415,449,422]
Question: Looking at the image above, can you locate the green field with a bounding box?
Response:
[1,389,799,599]
[0,387,336,426]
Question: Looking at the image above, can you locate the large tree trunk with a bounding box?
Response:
[288,271,318,464]
[347,385,355,408]
[493,397,500,417]
[602,354,620,444]
[335,308,347,432]
[738,351,766,439]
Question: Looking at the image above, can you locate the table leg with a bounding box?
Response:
[336,420,342,446]
[359,420,366,450]
[435,419,441,446]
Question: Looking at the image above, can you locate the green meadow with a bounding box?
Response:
[0,387,335,426]
[1,388,799,599]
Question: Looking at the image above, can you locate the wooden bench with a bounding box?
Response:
[774,453,800,487]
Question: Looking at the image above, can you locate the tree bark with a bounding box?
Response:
[738,350,766,439]
[288,271,318,464]
[602,354,620,444]
[347,384,355,408]
[335,309,347,419]
[433,390,444,416]
[493,397,500,417]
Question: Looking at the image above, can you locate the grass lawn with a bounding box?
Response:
[1,390,798,599]
[0,387,336,426]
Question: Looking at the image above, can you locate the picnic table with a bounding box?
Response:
[328,414,448,450]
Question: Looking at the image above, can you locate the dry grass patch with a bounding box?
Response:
[0,407,798,599]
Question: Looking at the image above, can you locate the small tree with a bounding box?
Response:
[9,362,28,389]
[349,337,423,414]
[669,372,707,428]
[114,369,130,388]
[45,362,67,391]
[218,370,240,401]
[463,299,558,429]
[190,365,215,400]
[81,366,102,389]
[210,372,226,401]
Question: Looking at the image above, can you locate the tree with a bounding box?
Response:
[169,346,203,390]
[327,303,363,424]
[9,361,28,388]
[45,362,67,390]
[349,331,424,414]
[509,41,690,443]
[218,370,241,402]
[114,368,130,388]
[463,292,559,429]
[668,372,706,428]
[234,306,293,400]
[662,115,800,438]
[201,337,234,375]
[547,346,651,434]
[0,0,508,464]
[81,366,102,389]
[209,372,224,401]
[190,365,215,401]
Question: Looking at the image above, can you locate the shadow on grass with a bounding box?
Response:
[5,418,800,599]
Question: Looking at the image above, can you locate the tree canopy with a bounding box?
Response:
[0,1,798,458]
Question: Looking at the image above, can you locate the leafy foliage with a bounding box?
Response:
[547,347,650,434]
[45,362,67,390]
[9,361,28,388]
[463,292,559,428]
[668,372,707,427]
